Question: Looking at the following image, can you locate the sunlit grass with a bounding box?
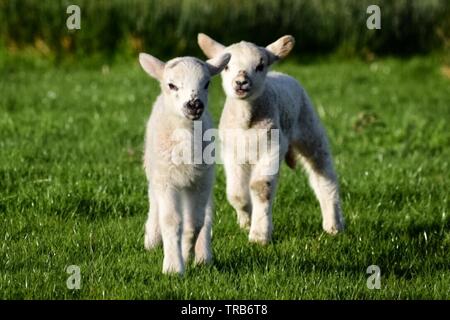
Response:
[0,54,449,299]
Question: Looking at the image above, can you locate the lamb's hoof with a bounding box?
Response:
[162,261,185,275]
[144,233,161,251]
[322,220,345,235]
[249,231,271,245]
[162,268,184,276]
[239,218,251,231]
[237,212,251,231]
[194,253,212,266]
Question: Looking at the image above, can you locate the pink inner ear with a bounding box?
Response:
[199,33,225,58]
[266,36,295,61]
[139,53,164,79]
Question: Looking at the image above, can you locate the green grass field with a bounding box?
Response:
[1,53,449,299]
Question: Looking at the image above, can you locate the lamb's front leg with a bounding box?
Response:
[248,154,279,244]
[181,189,204,265]
[182,187,213,266]
[194,194,213,265]
[144,188,161,250]
[224,160,252,230]
[158,189,184,275]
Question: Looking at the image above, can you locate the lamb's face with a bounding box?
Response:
[221,42,269,100]
[197,34,295,101]
[139,53,231,121]
[162,58,211,120]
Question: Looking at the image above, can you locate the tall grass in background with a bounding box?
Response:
[0,0,449,60]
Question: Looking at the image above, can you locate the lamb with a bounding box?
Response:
[139,52,231,274]
[198,33,345,245]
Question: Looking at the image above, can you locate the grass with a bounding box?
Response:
[1,0,449,57]
[0,53,449,299]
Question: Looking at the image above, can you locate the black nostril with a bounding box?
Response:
[236,80,248,86]
[187,99,203,110]
[194,99,203,108]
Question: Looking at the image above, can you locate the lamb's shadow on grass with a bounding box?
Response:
[213,216,449,278]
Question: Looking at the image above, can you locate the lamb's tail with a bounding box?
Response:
[284,143,299,169]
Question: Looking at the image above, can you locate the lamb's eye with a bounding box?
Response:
[204,81,210,89]
[224,65,229,71]
[168,83,178,91]
[255,63,264,72]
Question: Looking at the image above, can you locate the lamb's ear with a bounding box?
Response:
[198,33,226,58]
[206,53,231,76]
[265,35,295,64]
[139,53,165,80]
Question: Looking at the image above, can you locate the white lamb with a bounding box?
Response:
[139,52,231,274]
[198,34,345,244]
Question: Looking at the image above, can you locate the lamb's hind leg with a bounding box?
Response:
[299,151,344,234]
[296,113,345,234]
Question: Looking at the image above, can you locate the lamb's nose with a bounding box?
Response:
[186,99,204,111]
[235,79,248,86]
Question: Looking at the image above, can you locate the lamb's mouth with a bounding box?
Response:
[235,88,250,97]
[184,108,203,120]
